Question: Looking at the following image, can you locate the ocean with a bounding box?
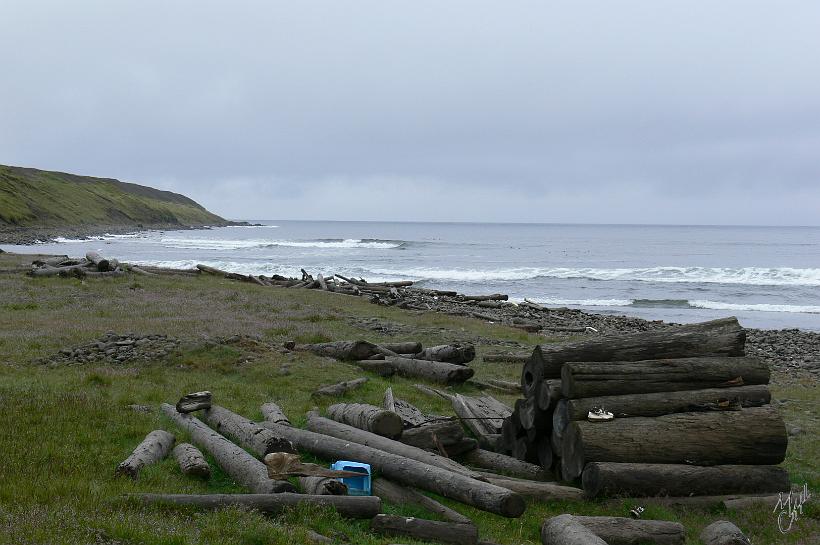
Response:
[11,221,820,331]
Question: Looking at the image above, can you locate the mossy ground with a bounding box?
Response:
[0,253,816,544]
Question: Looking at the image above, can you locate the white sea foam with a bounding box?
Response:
[688,300,820,314]
[158,237,402,250]
[527,297,634,307]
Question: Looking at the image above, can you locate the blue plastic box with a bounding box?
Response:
[331,460,371,496]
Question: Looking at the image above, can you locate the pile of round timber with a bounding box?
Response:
[500,317,790,499]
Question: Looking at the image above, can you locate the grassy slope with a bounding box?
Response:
[0,165,227,227]
[0,252,816,545]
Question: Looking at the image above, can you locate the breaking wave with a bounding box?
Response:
[157,238,405,250]
[524,297,820,314]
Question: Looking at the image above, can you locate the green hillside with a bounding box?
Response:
[0,164,229,228]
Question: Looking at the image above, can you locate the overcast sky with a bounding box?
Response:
[2,2,819,225]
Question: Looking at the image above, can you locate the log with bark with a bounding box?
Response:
[260,402,291,425]
[312,377,368,398]
[561,406,787,481]
[567,516,686,545]
[461,449,549,481]
[561,357,770,398]
[299,476,348,495]
[115,430,175,479]
[562,385,771,421]
[412,344,476,365]
[160,404,294,493]
[372,478,472,524]
[176,391,212,413]
[541,515,607,545]
[327,403,403,438]
[260,416,525,517]
[371,514,479,545]
[582,462,790,498]
[523,317,746,393]
[124,493,381,519]
[172,443,211,478]
[203,405,296,456]
[699,521,752,545]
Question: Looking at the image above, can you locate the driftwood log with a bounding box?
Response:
[160,404,294,494]
[374,356,475,385]
[327,403,403,438]
[536,379,562,412]
[381,341,423,354]
[562,406,787,481]
[483,353,530,363]
[299,476,349,495]
[176,391,212,413]
[371,514,478,545]
[115,430,175,479]
[400,420,477,456]
[203,405,296,456]
[561,357,770,398]
[260,417,525,517]
[700,521,752,545]
[372,478,472,524]
[541,515,607,545]
[171,443,211,478]
[463,293,508,301]
[125,493,380,519]
[291,340,390,361]
[523,317,745,393]
[413,344,476,365]
[484,476,583,502]
[461,449,548,481]
[260,402,291,425]
[582,462,790,498]
[86,251,111,271]
[569,516,685,545]
[562,385,771,421]
[263,452,365,480]
[383,387,430,428]
[312,377,368,397]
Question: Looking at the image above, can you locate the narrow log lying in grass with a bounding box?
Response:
[483,353,530,363]
[561,357,770,398]
[382,356,475,385]
[541,515,607,545]
[722,495,781,510]
[125,493,381,519]
[562,406,787,481]
[172,443,210,478]
[570,516,686,545]
[523,317,746,392]
[485,476,583,502]
[372,478,472,524]
[261,416,525,517]
[381,341,423,354]
[115,430,175,479]
[563,385,772,421]
[291,340,389,360]
[700,521,752,545]
[383,387,428,427]
[605,493,782,510]
[327,403,403,438]
[160,404,294,494]
[480,379,522,394]
[299,476,348,495]
[351,359,395,377]
[461,449,548,481]
[312,377,368,398]
[582,462,790,498]
[203,405,296,456]
[371,514,478,545]
[413,344,476,365]
[176,391,212,413]
[260,402,291,425]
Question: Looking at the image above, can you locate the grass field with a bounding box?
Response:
[0,252,817,544]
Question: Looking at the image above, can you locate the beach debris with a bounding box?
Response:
[115,429,175,479]
[175,391,212,413]
[312,377,368,398]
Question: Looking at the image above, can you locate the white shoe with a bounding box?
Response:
[587,406,614,422]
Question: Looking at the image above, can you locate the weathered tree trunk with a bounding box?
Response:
[536,379,562,412]
[305,412,479,478]
[115,430,175,479]
[524,317,746,392]
[86,251,111,271]
[160,404,294,493]
[562,406,787,481]
[292,340,387,360]
[485,476,583,502]
[484,379,522,394]
[172,443,211,478]
[721,495,781,510]
[327,403,403,438]
[582,462,790,498]
[176,391,212,413]
[372,478,472,524]
[203,405,296,456]
[381,341,423,354]
[563,385,771,421]
[461,449,549,481]
[380,356,475,385]
[700,521,752,545]
[570,516,686,545]
[483,353,530,363]
[312,377,368,397]
[260,402,291,425]
[371,514,478,545]
[125,493,380,519]
[561,357,769,398]
[29,263,92,277]
[400,420,477,456]
[383,387,429,427]
[413,344,476,365]
[604,493,780,510]
[299,476,348,495]
[261,417,525,517]
[541,515,607,545]
[196,264,230,276]
[352,359,396,377]
[462,293,508,302]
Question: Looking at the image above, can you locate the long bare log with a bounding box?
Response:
[115,430,175,479]
[570,516,685,545]
[203,405,296,456]
[400,420,477,456]
[413,344,476,365]
[125,493,380,519]
[381,356,475,385]
[541,515,607,545]
[371,514,478,545]
[523,317,745,393]
[327,403,403,438]
[312,377,368,398]
[461,449,548,481]
[291,340,387,360]
[372,478,472,524]
[561,357,769,398]
[261,416,525,517]
[381,341,423,354]
[562,406,787,481]
[484,476,583,502]
[172,443,211,478]
[160,404,293,493]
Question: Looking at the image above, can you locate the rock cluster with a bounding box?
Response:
[38,332,181,366]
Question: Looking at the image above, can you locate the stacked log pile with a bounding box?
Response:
[499,317,791,500]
